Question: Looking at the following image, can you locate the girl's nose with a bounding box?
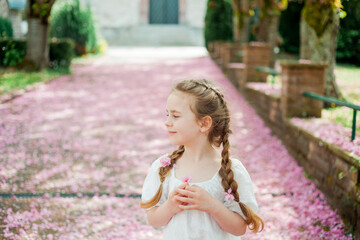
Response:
[164,117,172,127]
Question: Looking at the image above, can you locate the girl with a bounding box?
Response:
[140,79,263,239]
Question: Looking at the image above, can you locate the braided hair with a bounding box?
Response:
[140,79,264,233]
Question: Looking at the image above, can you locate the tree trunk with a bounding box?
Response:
[256,13,279,44]
[239,15,250,43]
[239,0,250,43]
[300,9,342,99]
[25,18,49,70]
[232,0,250,43]
[232,0,241,42]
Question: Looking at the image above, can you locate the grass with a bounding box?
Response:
[0,68,67,95]
[334,64,360,105]
[72,52,104,65]
[321,64,360,133]
[322,106,360,132]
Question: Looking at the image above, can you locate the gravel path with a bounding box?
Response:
[0,48,352,239]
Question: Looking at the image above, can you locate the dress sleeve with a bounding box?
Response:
[223,159,259,221]
[141,154,169,210]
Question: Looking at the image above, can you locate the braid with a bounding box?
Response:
[140,145,185,209]
[202,83,264,233]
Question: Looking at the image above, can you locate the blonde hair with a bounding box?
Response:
[140,79,264,233]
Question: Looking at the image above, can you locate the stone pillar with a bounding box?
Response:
[243,42,271,82]
[229,43,243,63]
[210,41,223,59]
[139,0,149,24]
[227,63,245,89]
[218,42,232,69]
[280,61,327,118]
[212,41,230,67]
[208,42,215,55]
[9,9,22,39]
[0,0,9,18]
[222,42,243,70]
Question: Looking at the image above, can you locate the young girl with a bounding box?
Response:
[140,79,263,239]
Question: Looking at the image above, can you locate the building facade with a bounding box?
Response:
[0,0,26,39]
[86,0,207,46]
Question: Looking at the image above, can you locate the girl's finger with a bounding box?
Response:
[175,188,195,198]
[178,204,196,210]
[185,184,198,192]
[173,188,186,197]
[175,196,195,204]
[177,183,187,189]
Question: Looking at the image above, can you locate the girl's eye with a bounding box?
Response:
[166,114,179,118]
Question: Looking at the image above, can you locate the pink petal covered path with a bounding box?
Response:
[0,48,352,239]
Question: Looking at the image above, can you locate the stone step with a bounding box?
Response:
[101,24,204,46]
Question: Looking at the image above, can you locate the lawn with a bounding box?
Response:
[0,69,66,95]
[335,64,360,105]
[324,64,360,132]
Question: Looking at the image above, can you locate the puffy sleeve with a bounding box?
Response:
[223,158,259,220]
[141,154,169,210]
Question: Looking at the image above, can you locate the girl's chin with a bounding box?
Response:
[169,139,183,146]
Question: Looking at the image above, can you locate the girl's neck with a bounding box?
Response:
[182,144,220,164]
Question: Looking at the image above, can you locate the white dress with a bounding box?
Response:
[141,154,259,240]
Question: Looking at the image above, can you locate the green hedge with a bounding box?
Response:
[336,0,360,65]
[0,38,74,70]
[50,0,97,56]
[204,0,233,49]
[49,38,74,71]
[0,39,26,67]
[278,1,303,54]
[0,17,13,38]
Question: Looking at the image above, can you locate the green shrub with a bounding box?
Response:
[50,0,98,56]
[278,1,303,54]
[204,0,233,49]
[0,39,26,67]
[49,38,74,72]
[336,0,360,66]
[0,17,13,38]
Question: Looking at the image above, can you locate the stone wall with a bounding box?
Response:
[209,41,360,238]
[244,86,360,238]
[9,10,23,39]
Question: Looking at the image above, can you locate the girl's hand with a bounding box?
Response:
[166,183,188,215]
[175,184,218,213]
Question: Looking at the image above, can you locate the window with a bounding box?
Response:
[149,0,179,24]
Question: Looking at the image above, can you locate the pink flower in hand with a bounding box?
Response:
[182,176,192,183]
[224,188,235,201]
[160,157,171,167]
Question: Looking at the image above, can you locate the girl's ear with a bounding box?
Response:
[199,116,212,133]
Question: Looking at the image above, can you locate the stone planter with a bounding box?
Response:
[243,42,271,83]
[227,63,245,89]
[280,61,328,118]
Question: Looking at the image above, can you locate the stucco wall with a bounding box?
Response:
[56,0,207,45]
[0,0,9,18]
[88,0,141,27]
[185,0,207,28]
[86,0,206,28]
